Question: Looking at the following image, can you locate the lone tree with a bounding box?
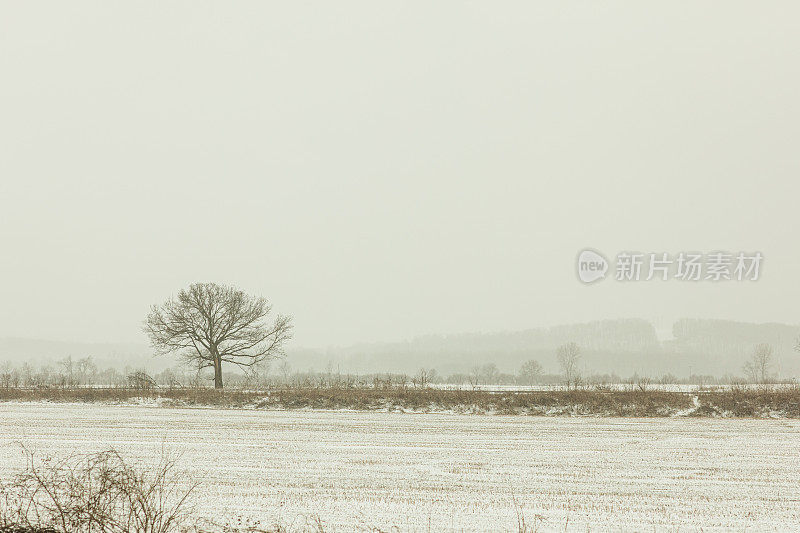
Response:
[556,342,581,389]
[144,283,292,389]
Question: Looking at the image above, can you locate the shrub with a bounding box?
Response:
[0,446,195,533]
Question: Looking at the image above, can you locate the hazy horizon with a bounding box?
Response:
[2,2,799,350]
[1,314,798,353]
[3,316,799,379]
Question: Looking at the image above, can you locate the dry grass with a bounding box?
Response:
[3,385,800,417]
[697,384,800,417]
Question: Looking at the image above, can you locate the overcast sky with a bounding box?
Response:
[1,2,798,348]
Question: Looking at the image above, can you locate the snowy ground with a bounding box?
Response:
[1,403,799,531]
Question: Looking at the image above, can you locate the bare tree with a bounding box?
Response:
[468,366,482,390]
[144,283,293,389]
[396,373,409,390]
[0,362,12,389]
[76,356,96,386]
[252,359,272,388]
[20,362,33,387]
[518,359,543,386]
[58,356,75,388]
[481,363,499,386]
[743,343,773,384]
[556,342,581,389]
[325,360,335,385]
[413,368,438,389]
[279,360,292,384]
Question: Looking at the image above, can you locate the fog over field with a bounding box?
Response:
[2,3,800,356]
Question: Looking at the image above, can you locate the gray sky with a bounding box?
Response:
[1,2,798,348]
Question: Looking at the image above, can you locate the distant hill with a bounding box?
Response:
[663,319,800,377]
[288,318,800,378]
[294,318,658,375]
[670,318,799,356]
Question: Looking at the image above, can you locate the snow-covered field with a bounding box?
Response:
[1,403,799,531]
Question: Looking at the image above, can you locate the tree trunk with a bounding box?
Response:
[212,350,223,389]
[213,360,223,389]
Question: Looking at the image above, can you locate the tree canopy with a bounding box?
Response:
[144,283,292,388]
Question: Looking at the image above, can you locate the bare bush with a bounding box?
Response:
[0,446,196,533]
[127,371,157,391]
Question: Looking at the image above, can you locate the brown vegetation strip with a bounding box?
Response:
[1,387,798,417]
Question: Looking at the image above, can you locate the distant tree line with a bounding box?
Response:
[0,344,792,392]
